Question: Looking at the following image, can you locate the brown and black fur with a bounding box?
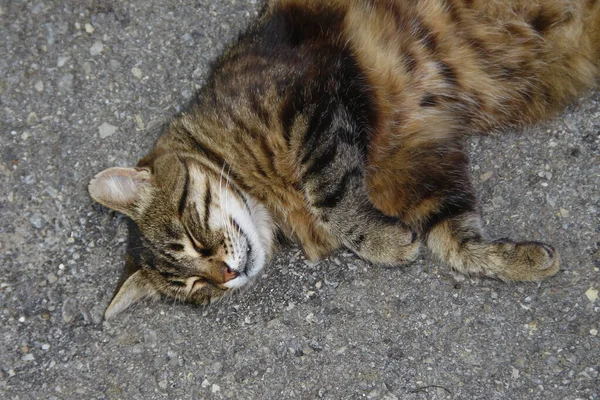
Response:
[91,0,600,314]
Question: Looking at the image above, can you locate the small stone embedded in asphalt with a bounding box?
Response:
[57,56,70,67]
[305,313,315,323]
[144,329,158,348]
[62,298,78,323]
[27,112,39,125]
[308,339,323,352]
[89,41,104,56]
[29,213,47,229]
[109,59,121,70]
[585,288,598,303]
[131,67,143,79]
[85,23,94,34]
[98,122,118,139]
[34,80,44,92]
[47,273,58,284]
[57,74,74,92]
[480,171,493,182]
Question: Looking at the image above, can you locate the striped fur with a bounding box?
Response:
[89,0,600,318]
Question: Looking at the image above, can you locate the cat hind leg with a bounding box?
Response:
[425,212,559,281]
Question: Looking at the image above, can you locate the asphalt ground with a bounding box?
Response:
[1,1,599,399]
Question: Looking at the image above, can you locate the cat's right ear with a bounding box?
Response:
[88,167,151,217]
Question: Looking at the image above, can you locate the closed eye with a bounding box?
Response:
[194,246,214,257]
[183,227,215,257]
[168,243,184,252]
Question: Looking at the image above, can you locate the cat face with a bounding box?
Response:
[88,154,275,319]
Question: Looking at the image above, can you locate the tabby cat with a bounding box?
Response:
[89,0,600,319]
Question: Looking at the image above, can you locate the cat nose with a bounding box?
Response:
[223,263,240,282]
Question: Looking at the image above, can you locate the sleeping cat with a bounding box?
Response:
[88,0,600,319]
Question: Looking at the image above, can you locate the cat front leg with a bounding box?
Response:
[304,165,420,266]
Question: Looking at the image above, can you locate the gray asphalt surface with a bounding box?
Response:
[1,1,599,399]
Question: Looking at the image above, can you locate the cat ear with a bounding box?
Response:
[104,270,159,320]
[88,167,151,217]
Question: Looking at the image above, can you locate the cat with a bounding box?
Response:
[88,0,600,319]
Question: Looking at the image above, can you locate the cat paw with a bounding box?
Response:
[496,240,560,281]
[358,229,421,267]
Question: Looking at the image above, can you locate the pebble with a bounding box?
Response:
[308,339,323,352]
[57,74,74,92]
[81,62,92,75]
[201,379,210,388]
[62,298,78,323]
[57,56,70,67]
[27,112,39,125]
[24,174,36,185]
[109,59,121,70]
[30,213,47,229]
[211,384,220,393]
[34,80,44,92]
[144,329,158,348]
[98,122,118,139]
[41,344,50,351]
[480,171,493,182]
[89,41,104,56]
[181,89,192,99]
[590,329,598,336]
[47,273,58,284]
[305,313,315,323]
[21,354,35,362]
[585,288,598,303]
[84,23,94,34]
[80,306,94,324]
[131,67,143,79]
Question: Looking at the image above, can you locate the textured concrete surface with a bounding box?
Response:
[1,1,599,399]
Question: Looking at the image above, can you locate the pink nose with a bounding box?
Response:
[223,265,239,282]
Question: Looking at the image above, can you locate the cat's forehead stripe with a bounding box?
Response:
[178,159,190,217]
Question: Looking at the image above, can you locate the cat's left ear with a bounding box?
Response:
[88,167,151,217]
[104,270,159,320]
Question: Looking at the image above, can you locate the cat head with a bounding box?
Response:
[88,153,275,319]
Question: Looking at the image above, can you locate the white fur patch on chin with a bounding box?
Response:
[247,197,276,256]
[224,274,250,289]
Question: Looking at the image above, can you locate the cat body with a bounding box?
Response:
[89,0,600,318]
